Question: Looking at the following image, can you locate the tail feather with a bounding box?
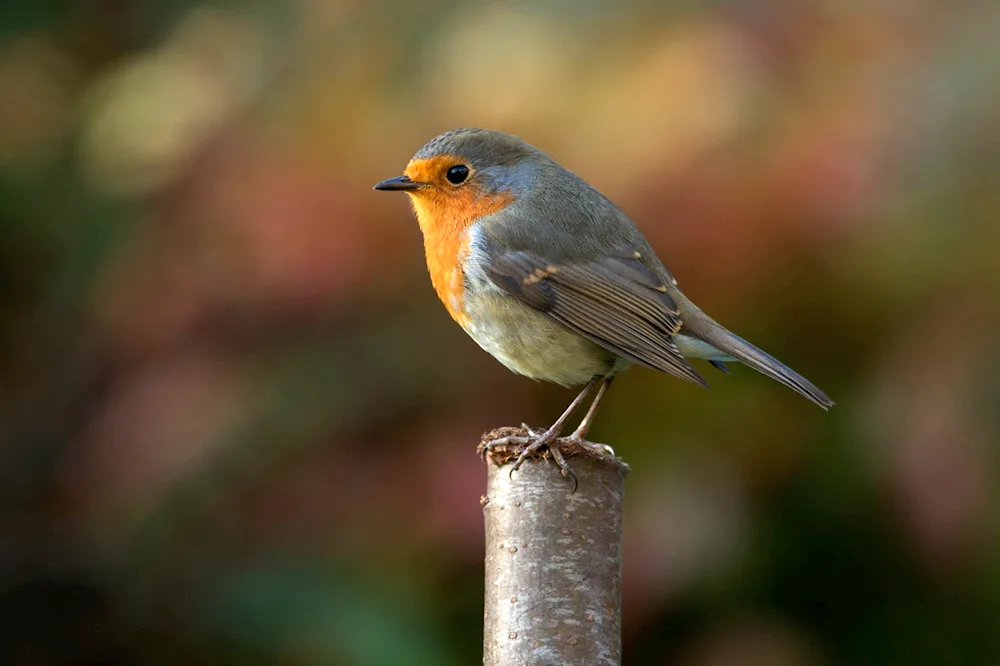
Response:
[703,328,834,409]
[675,296,834,409]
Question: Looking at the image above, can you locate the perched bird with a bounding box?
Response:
[375,128,832,479]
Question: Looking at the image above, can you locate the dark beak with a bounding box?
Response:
[373,175,422,191]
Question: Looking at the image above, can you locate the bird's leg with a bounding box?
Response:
[482,375,618,487]
[481,378,599,473]
[568,376,614,441]
[557,376,617,458]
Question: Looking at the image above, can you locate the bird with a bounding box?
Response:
[374,128,833,481]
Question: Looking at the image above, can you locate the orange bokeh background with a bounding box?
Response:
[2,1,999,664]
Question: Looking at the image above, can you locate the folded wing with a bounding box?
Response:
[485,250,707,388]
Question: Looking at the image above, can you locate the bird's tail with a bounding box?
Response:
[675,294,834,409]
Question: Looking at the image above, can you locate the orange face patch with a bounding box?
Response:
[402,155,514,328]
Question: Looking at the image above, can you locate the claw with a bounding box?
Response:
[509,432,558,472]
[547,444,579,493]
[482,427,613,491]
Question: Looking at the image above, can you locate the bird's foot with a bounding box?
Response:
[479,425,616,491]
[556,433,616,459]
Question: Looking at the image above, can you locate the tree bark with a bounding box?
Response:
[480,427,630,666]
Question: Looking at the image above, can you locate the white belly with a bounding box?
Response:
[462,291,620,387]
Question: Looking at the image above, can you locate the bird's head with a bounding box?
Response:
[374,128,543,232]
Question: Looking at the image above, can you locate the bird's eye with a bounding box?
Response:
[446,164,470,185]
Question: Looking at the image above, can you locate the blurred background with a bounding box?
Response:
[2,0,999,664]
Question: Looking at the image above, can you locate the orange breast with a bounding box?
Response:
[404,157,514,329]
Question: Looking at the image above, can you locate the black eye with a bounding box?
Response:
[446,164,470,184]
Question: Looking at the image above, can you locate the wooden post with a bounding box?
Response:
[480,427,630,666]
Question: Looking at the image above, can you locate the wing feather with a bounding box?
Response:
[485,250,707,387]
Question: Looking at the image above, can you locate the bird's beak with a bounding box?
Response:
[373,175,423,191]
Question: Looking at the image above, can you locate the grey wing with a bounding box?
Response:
[484,249,708,388]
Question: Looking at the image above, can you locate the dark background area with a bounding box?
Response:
[2,1,999,664]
